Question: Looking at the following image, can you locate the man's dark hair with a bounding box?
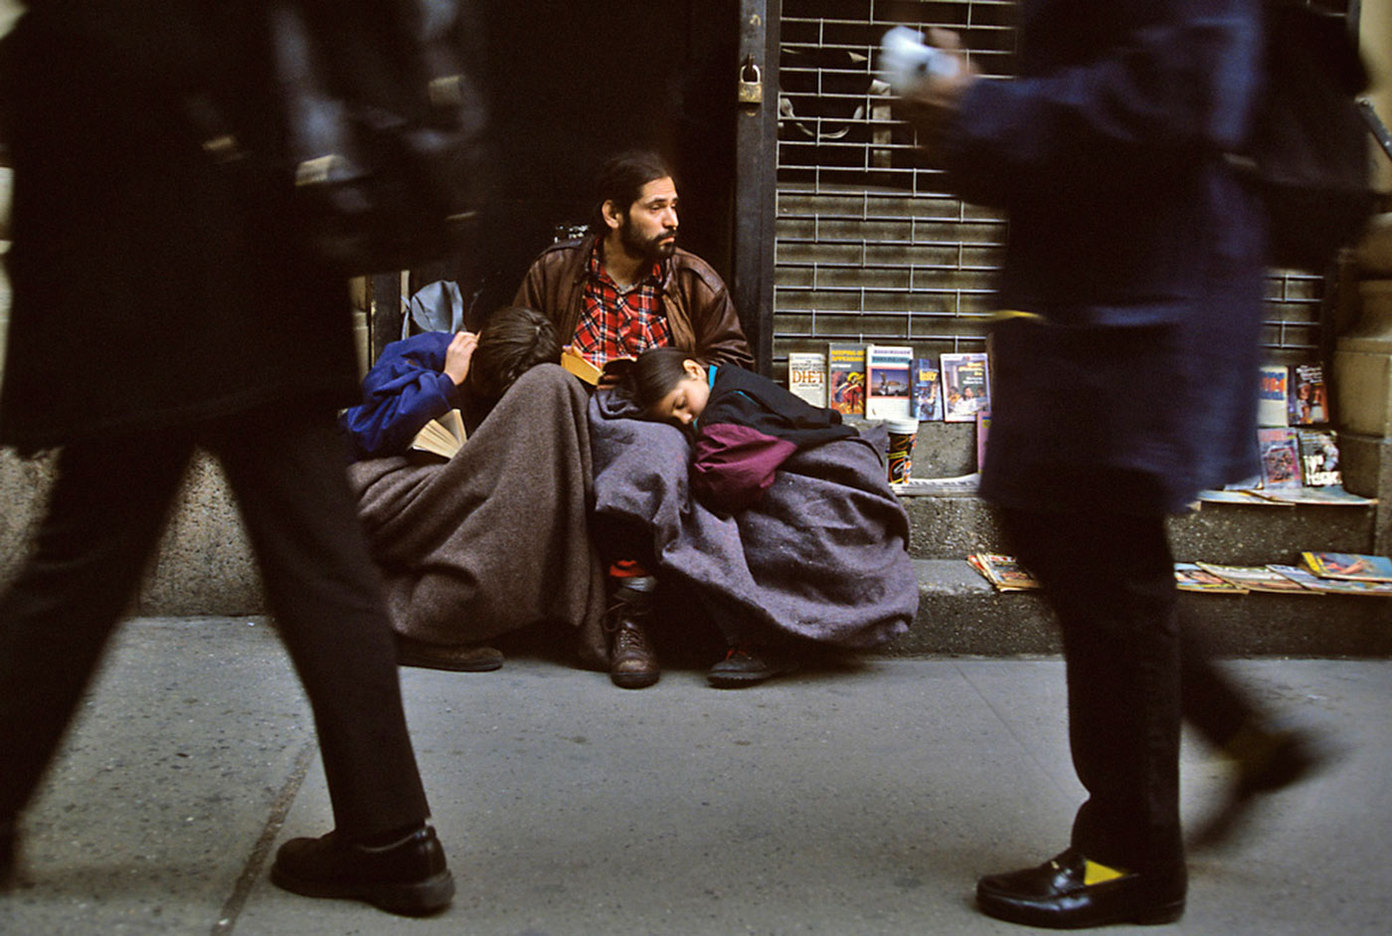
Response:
[467,306,561,399]
[589,149,677,236]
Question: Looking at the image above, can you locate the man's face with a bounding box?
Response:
[617,176,679,262]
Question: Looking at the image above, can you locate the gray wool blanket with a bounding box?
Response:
[590,390,917,649]
[349,364,608,665]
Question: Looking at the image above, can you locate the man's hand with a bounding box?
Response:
[443,331,478,386]
[897,28,977,151]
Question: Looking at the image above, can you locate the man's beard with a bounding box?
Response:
[620,218,677,263]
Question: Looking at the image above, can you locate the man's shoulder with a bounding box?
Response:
[528,236,591,269]
[668,248,729,294]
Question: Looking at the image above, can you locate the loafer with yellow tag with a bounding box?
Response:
[976,848,1185,929]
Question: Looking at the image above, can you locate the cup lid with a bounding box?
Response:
[884,418,920,433]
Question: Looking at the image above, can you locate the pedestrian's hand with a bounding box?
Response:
[897,28,976,150]
[444,331,478,386]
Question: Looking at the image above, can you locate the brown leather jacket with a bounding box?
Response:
[513,235,753,368]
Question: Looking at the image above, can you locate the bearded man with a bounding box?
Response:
[515,149,751,375]
[515,149,754,691]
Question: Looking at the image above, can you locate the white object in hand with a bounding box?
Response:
[880,25,960,91]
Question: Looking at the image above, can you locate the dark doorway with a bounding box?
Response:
[409,0,741,331]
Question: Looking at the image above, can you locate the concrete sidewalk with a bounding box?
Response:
[2,617,1388,935]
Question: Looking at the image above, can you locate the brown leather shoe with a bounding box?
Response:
[395,635,503,672]
[610,619,659,689]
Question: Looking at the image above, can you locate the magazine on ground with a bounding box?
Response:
[1194,562,1319,595]
[1269,564,1392,596]
[1174,563,1248,593]
[1301,551,1392,583]
[968,553,1041,591]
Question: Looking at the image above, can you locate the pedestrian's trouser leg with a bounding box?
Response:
[208,410,429,838]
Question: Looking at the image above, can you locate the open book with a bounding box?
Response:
[410,408,466,458]
[561,347,635,386]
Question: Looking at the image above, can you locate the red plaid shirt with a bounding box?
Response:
[572,241,672,365]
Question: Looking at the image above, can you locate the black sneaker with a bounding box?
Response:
[707,643,798,689]
[270,824,454,916]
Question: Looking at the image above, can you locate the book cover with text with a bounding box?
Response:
[941,352,990,423]
[1287,361,1330,426]
[1257,364,1290,427]
[912,358,943,421]
[827,343,866,417]
[786,351,828,408]
[1257,427,1302,489]
[865,344,913,421]
[1296,429,1341,487]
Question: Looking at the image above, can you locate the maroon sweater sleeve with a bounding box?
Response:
[691,423,798,514]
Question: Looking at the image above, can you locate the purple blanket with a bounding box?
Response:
[590,391,917,648]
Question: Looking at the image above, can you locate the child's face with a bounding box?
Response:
[650,360,710,426]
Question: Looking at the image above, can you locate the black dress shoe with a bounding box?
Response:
[270,824,454,916]
[976,848,1185,929]
[395,634,504,672]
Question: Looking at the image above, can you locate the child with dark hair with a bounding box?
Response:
[623,347,858,515]
[340,305,607,674]
[611,347,914,687]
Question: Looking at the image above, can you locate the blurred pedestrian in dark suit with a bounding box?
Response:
[899,0,1330,927]
[0,2,458,916]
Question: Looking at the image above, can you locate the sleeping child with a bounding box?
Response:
[620,346,860,515]
[609,347,918,687]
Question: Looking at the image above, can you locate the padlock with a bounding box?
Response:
[737,58,763,106]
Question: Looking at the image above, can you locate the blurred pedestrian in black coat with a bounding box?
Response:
[0,2,457,916]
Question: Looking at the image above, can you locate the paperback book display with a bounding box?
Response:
[941,352,991,422]
[1198,425,1369,506]
[1257,364,1290,427]
[912,359,943,421]
[1288,362,1330,426]
[784,342,990,427]
[828,343,866,417]
[787,351,827,407]
[1296,429,1341,487]
[865,344,914,420]
[1257,427,1302,489]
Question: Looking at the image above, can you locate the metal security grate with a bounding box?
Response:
[772,0,1328,379]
